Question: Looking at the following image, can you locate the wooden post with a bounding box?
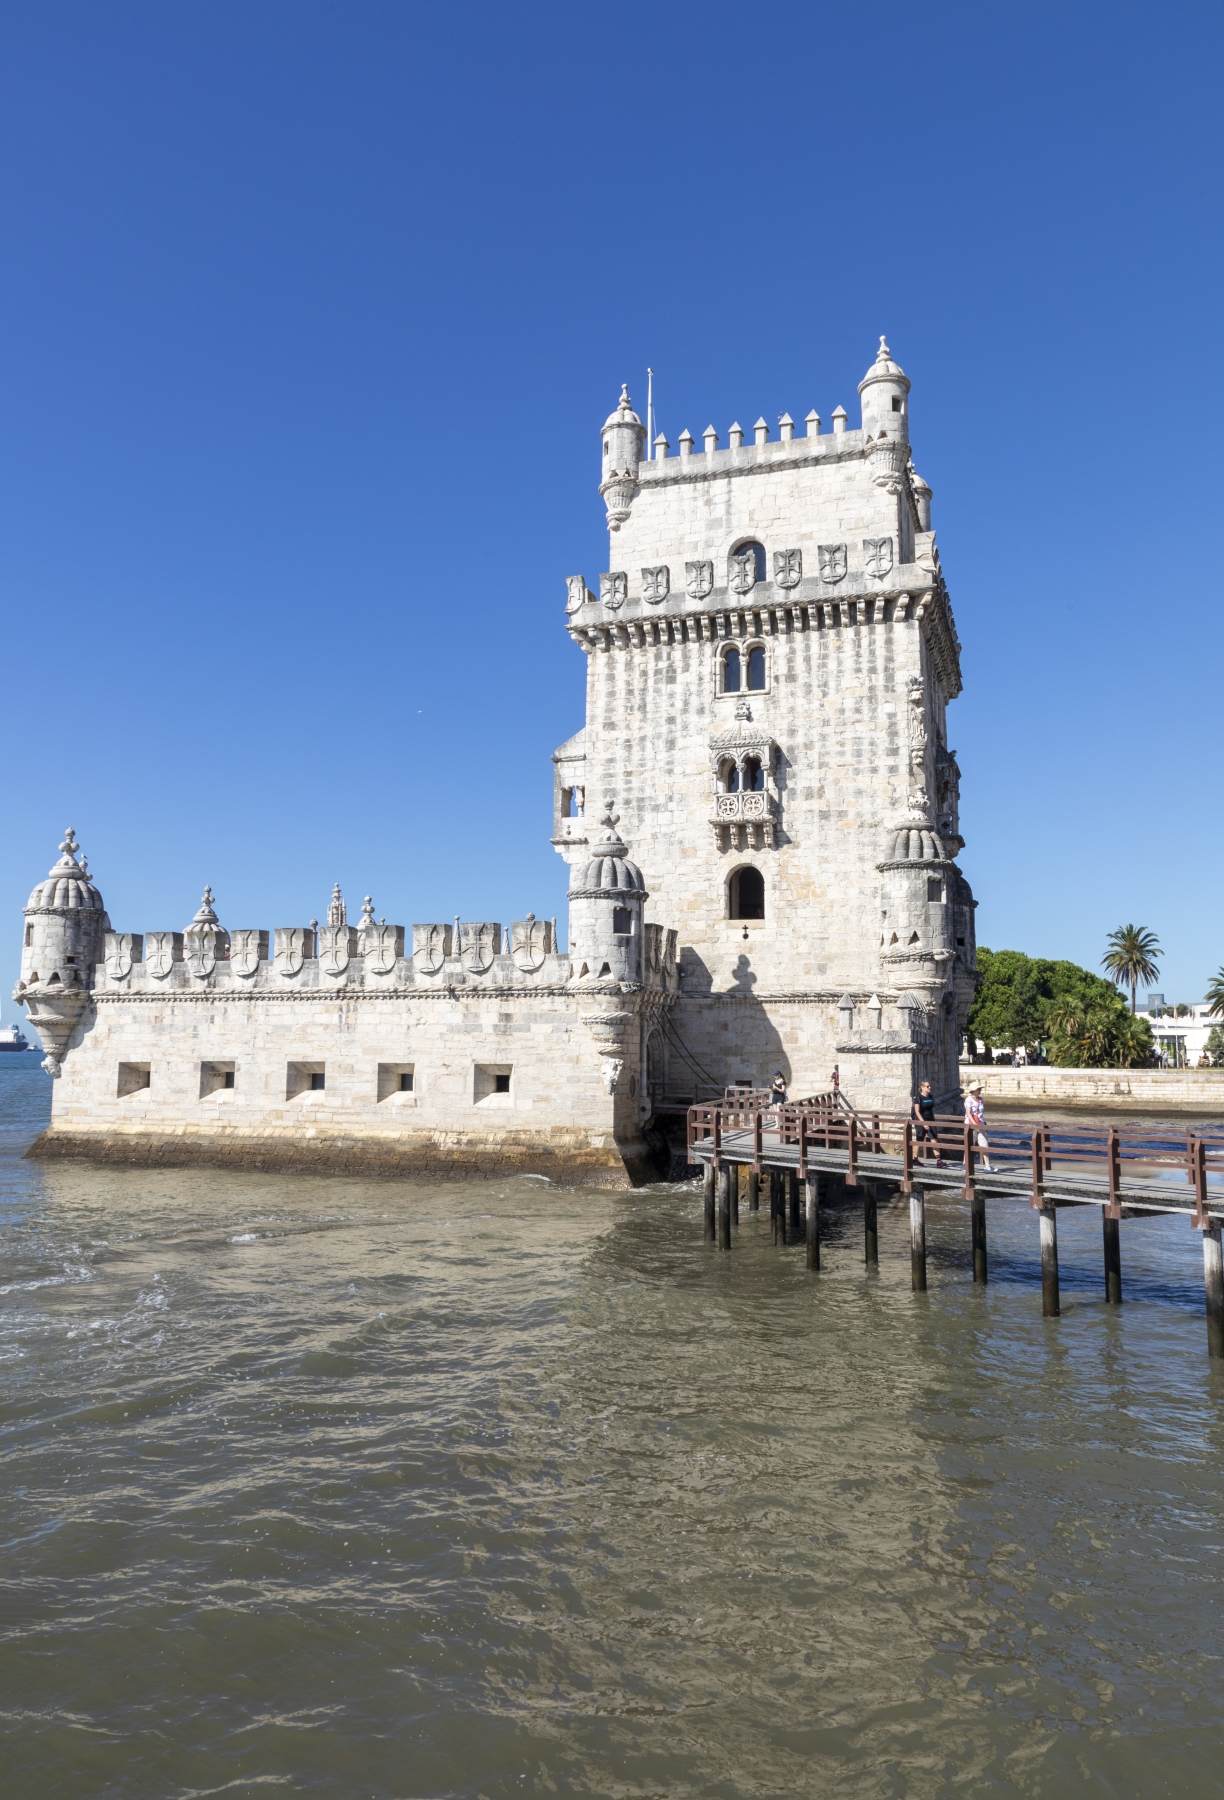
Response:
[1040,1204,1059,1318]
[703,1162,716,1243]
[1204,1220,1224,1359]
[776,1172,788,1246]
[789,1171,801,1235]
[971,1190,988,1285]
[910,1185,927,1291]
[1103,1211,1122,1305]
[805,1174,820,1271]
[747,1170,760,1213]
[769,1171,778,1244]
[863,1181,878,1268]
[717,1163,732,1251]
[731,1163,740,1228]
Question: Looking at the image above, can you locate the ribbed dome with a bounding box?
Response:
[858,336,910,394]
[602,383,643,431]
[571,807,646,894]
[909,467,932,496]
[26,830,105,911]
[888,821,947,862]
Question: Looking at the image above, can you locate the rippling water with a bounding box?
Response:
[3,1057,1224,1797]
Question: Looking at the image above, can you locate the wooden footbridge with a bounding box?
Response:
[687,1091,1224,1356]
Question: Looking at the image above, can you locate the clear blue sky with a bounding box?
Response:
[1,1,1220,1016]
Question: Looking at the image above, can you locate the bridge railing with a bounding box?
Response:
[687,1099,1224,1216]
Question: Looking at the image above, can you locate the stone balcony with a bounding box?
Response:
[710,790,776,850]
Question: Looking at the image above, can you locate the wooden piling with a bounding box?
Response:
[788,1171,801,1236]
[1204,1221,1224,1359]
[1103,1212,1122,1305]
[776,1172,788,1246]
[863,1182,878,1268]
[971,1190,988,1285]
[1040,1204,1060,1317]
[731,1164,740,1228]
[703,1163,716,1243]
[747,1170,760,1213]
[805,1174,820,1271]
[910,1185,927,1291]
[717,1163,732,1251]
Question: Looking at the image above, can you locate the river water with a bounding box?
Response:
[3,1056,1224,1798]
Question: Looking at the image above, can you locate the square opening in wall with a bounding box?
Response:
[474,1063,513,1104]
[117,1062,151,1097]
[377,1062,416,1103]
[199,1061,236,1098]
[286,1062,326,1100]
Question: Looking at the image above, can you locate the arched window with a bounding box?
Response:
[719,759,740,793]
[723,647,741,692]
[729,866,765,920]
[747,646,766,690]
[743,756,764,792]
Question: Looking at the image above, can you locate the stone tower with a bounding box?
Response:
[15,830,110,1074]
[556,339,977,1109]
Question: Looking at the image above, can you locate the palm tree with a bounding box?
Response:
[1102,924,1161,1014]
[1206,967,1224,1020]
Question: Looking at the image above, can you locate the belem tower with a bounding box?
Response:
[16,339,977,1185]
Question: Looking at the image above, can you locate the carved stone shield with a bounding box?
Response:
[104,932,139,981]
[729,550,757,596]
[362,922,403,975]
[146,932,182,980]
[565,575,590,614]
[685,560,713,601]
[461,921,501,974]
[412,923,452,973]
[774,548,802,589]
[512,915,554,971]
[641,565,670,604]
[230,929,266,978]
[600,571,627,610]
[863,536,894,579]
[274,927,311,978]
[185,928,221,980]
[319,925,355,979]
[818,543,847,583]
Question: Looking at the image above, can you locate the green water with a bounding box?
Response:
[2,1057,1222,1798]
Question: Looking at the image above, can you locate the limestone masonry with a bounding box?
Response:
[17,339,977,1183]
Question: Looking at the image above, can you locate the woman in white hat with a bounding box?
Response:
[964,1079,994,1172]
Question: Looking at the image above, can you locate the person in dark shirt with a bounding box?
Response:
[911,1080,945,1165]
[770,1070,788,1107]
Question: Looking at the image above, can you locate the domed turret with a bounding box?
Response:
[14,829,110,1073]
[858,335,911,444]
[599,385,646,532]
[567,802,648,982]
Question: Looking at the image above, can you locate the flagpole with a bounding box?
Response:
[647,368,654,461]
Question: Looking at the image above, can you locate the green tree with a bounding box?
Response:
[1101,924,1161,1014]
[1206,1026,1224,1069]
[1044,997,1154,1069]
[966,949,1136,1059]
[1205,968,1224,1020]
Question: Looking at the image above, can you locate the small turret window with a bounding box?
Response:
[892,397,902,412]
[612,907,632,935]
[729,866,765,920]
[747,647,766,690]
[24,925,32,946]
[723,648,741,693]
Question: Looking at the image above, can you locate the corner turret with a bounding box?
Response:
[567,802,647,982]
[14,829,109,1073]
[858,336,911,444]
[599,385,646,532]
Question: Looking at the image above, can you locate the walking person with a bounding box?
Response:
[964,1079,994,1172]
[911,1080,946,1166]
[769,1070,788,1107]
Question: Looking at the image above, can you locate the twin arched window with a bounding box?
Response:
[718,756,765,793]
[722,645,766,693]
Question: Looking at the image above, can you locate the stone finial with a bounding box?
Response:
[778,412,794,442]
[327,883,347,928]
[653,432,669,459]
[877,335,891,362]
[805,409,821,437]
[703,424,718,454]
[360,895,376,930]
[753,417,769,446]
[53,829,83,873]
[678,428,694,459]
[728,421,744,448]
[192,887,219,926]
[734,699,753,722]
[831,405,848,435]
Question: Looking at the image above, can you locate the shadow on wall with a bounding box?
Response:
[669,950,790,1093]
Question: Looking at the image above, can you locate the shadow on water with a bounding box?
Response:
[2,1061,1224,1796]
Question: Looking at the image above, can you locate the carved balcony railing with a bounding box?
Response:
[710,790,776,850]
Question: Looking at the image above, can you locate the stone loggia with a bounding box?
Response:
[16,340,976,1183]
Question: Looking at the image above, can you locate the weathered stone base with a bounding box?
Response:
[25,1125,658,1188]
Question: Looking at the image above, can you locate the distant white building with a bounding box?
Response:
[1139,998,1222,1067]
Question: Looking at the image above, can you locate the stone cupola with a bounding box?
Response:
[858,335,911,442]
[599,385,646,532]
[567,801,647,982]
[15,829,110,1073]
